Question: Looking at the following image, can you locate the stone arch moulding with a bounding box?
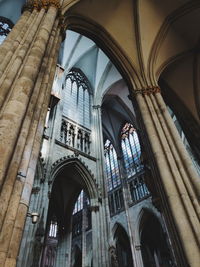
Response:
[147,1,200,85]
[63,13,143,90]
[50,156,99,201]
[136,207,164,239]
[112,222,129,243]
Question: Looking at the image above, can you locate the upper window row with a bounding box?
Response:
[63,69,91,129]
[104,123,143,191]
[0,17,13,45]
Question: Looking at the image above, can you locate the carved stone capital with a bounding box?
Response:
[90,205,99,212]
[135,244,142,250]
[17,171,26,181]
[32,186,40,194]
[59,15,66,40]
[92,104,101,110]
[133,86,161,97]
[23,0,61,12]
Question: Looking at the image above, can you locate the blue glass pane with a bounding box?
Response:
[63,70,91,128]
[121,123,142,176]
[104,140,120,191]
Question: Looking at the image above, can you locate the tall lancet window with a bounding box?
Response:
[104,140,121,191]
[168,106,200,175]
[63,69,91,129]
[0,17,13,45]
[121,123,142,177]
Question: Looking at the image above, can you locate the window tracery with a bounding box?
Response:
[63,69,91,129]
[168,106,200,175]
[60,119,91,155]
[104,139,121,191]
[104,140,124,215]
[73,190,84,214]
[0,17,13,45]
[72,191,91,237]
[121,123,143,177]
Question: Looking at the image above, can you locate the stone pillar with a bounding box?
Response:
[117,156,142,267]
[82,194,87,267]
[131,86,200,267]
[16,169,46,267]
[91,104,110,267]
[0,1,64,266]
[134,244,144,267]
[54,232,71,267]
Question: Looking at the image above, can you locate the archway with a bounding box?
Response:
[72,245,82,267]
[41,158,98,267]
[139,212,173,267]
[113,224,134,267]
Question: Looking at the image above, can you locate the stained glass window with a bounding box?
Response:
[63,69,91,129]
[0,17,13,45]
[49,221,58,238]
[104,140,121,191]
[121,123,142,177]
[168,106,200,175]
[73,190,84,214]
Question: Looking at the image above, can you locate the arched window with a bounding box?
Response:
[121,123,142,177]
[49,220,58,238]
[63,69,91,129]
[104,140,121,191]
[168,106,200,175]
[73,190,84,214]
[0,17,13,44]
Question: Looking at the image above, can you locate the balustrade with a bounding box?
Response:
[60,118,91,155]
[128,173,150,204]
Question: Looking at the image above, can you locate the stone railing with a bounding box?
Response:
[60,118,91,155]
[128,173,150,204]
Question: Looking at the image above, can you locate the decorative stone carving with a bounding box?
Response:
[109,246,119,267]
[90,205,99,212]
[133,86,161,96]
[23,0,61,11]
[60,118,91,155]
[31,186,40,194]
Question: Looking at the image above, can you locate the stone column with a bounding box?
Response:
[92,104,110,267]
[54,232,71,267]
[0,8,32,73]
[0,1,64,266]
[82,194,87,267]
[131,86,200,267]
[117,156,143,267]
[134,245,144,267]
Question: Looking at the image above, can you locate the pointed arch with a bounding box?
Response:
[138,208,174,267]
[50,156,99,200]
[120,122,143,177]
[112,222,134,267]
[104,139,121,192]
[63,68,92,128]
[147,1,200,83]
[72,244,82,267]
[137,208,162,237]
[64,14,143,90]
[112,222,128,241]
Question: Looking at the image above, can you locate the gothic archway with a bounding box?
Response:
[139,211,174,267]
[63,14,142,90]
[113,223,134,267]
[41,157,99,267]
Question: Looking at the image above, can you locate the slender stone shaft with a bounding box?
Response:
[0,18,60,231]
[0,11,31,65]
[0,24,62,267]
[92,104,110,267]
[155,93,200,199]
[0,6,58,189]
[0,10,41,109]
[134,88,200,267]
